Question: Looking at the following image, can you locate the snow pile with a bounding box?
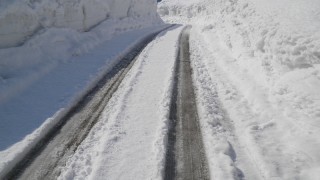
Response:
[158,0,320,133]
[0,0,159,48]
[159,0,320,76]
[159,0,320,179]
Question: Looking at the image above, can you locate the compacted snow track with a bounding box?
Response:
[165,26,209,180]
[2,26,173,180]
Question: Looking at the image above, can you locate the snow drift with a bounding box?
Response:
[0,0,159,48]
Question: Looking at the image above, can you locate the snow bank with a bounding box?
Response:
[159,0,320,179]
[0,0,163,174]
[0,0,159,48]
[158,0,320,140]
[159,0,320,75]
[158,0,320,136]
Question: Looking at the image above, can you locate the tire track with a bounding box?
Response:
[2,25,174,180]
[165,26,210,180]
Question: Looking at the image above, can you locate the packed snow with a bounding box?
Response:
[160,0,320,179]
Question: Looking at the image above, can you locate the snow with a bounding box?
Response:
[0,0,159,48]
[0,19,163,150]
[0,23,171,176]
[57,25,183,180]
[1,0,320,179]
[159,0,320,179]
[0,0,165,175]
[189,29,264,179]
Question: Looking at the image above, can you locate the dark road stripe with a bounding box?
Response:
[165,26,210,180]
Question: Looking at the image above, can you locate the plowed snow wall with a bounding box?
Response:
[0,0,158,48]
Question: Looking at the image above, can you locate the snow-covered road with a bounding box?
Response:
[3,24,320,179]
[57,25,184,180]
[1,25,173,180]
[2,0,320,179]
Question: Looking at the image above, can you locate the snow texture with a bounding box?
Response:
[0,0,159,48]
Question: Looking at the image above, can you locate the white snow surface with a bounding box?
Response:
[57,25,183,180]
[0,0,159,48]
[159,0,320,179]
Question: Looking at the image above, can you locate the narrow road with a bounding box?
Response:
[165,26,210,180]
[2,26,172,180]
